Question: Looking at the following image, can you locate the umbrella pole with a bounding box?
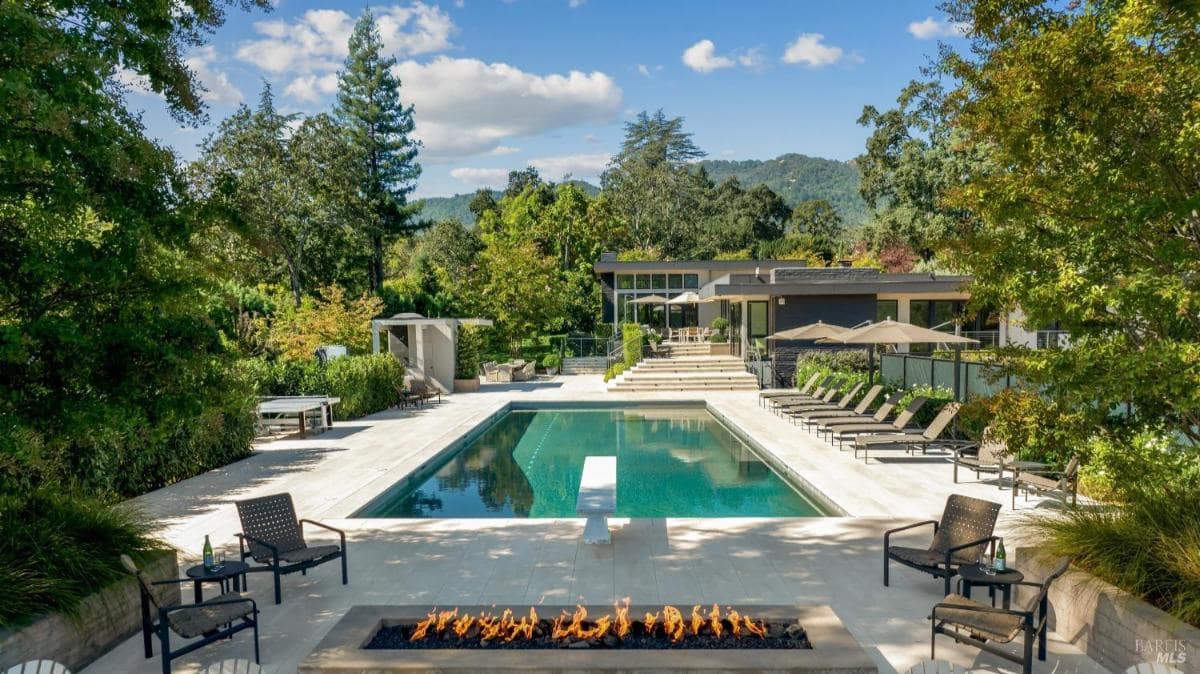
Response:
[954,345,963,402]
[868,345,875,385]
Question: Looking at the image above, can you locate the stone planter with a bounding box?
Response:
[709,342,731,356]
[0,549,180,672]
[1016,547,1200,673]
[453,377,481,393]
[301,604,876,673]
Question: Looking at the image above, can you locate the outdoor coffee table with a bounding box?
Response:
[959,563,1024,609]
[185,560,250,603]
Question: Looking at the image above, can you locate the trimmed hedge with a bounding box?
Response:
[242,354,405,420]
[622,323,643,368]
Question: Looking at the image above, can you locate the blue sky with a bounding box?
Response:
[126,0,968,197]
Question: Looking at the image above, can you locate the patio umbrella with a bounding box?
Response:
[628,294,669,304]
[766,320,848,341]
[665,291,710,304]
[822,319,979,392]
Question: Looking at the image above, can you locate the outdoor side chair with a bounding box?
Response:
[931,557,1072,674]
[1012,455,1080,508]
[235,492,348,605]
[120,554,259,674]
[853,402,964,463]
[884,494,1002,596]
[951,426,1011,484]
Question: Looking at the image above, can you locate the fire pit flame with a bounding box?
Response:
[406,599,772,647]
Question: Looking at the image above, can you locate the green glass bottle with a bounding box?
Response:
[203,535,214,571]
[994,539,1006,572]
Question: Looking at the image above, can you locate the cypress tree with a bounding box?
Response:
[335,9,422,291]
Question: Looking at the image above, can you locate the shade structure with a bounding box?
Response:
[824,319,979,346]
[820,319,979,392]
[665,291,706,305]
[628,294,669,305]
[766,321,849,341]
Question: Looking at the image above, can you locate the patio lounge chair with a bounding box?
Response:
[409,380,441,404]
[779,382,864,420]
[797,384,884,425]
[774,378,844,414]
[853,402,963,463]
[931,557,1072,674]
[884,494,1002,596]
[769,375,837,412]
[811,390,906,436]
[393,383,422,408]
[951,427,1011,484]
[829,396,929,449]
[1012,455,1080,508]
[121,554,259,674]
[758,373,822,407]
[235,493,348,605]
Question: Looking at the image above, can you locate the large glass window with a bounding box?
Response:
[911,301,931,328]
[651,274,667,290]
[684,274,700,289]
[635,274,651,290]
[616,274,634,290]
[876,300,898,323]
[668,273,683,289]
[933,300,959,330]
[618,295,632,324]
[748,301,769,353]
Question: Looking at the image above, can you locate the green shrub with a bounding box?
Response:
[1079,429,1200,502]
[621,323,643,368]
[603,362,626,382]
[896,385,956,428]
[542,353,562,373]
[793,349,870,391]
[984,388,1092,466]
[323,355,405,419]
[0,490,164,628]
[455,325,483,379]
[1026,487,1200,627]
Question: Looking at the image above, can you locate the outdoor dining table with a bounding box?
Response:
[256,396,340,438]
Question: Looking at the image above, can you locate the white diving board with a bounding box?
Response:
[577,456,617,544]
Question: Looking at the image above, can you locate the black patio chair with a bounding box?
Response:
[931,557,1072,674]
[121,554,259,674]
[884,494,1001,596]
[235,493,347,604]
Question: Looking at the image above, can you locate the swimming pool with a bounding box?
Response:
[354,404,827,518]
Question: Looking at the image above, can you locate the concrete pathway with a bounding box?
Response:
[84,375,1101,674]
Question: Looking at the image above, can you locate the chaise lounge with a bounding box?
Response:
[853,402,963,463]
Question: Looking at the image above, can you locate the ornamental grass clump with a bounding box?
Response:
[0,490,164,628]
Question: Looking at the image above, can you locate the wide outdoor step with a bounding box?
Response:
[562,356,607,374]
[610,381,760,391]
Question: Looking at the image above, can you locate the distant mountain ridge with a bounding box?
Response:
[417,153,866,226]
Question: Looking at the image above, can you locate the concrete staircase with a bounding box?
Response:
[658,342,713,358]
[608,355,759,392]
[562,356,607,375]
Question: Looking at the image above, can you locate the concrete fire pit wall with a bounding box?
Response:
[300,604,878,673]
[0,549,181,672]
[1016,548,1200,673]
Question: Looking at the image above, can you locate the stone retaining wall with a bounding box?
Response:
[0,550,181,672]
[1017,548,1199,674]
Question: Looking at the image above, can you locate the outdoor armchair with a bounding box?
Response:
[829,396,929,449]
[1012,455,1080,508]
[235,492,348,605]
[951,426,1011,484]
[853,402,963,463]
[121,554,259,674]
[883,494,1002,596]
[931,557,1071,674]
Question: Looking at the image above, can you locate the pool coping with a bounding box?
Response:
[351,400,847,518]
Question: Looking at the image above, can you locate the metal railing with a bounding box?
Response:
[549,335,613,359]
[961,330,1001,349]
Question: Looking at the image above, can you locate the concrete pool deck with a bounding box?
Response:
[85,375,1104,673]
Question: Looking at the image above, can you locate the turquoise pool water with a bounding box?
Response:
[355,406,825,518]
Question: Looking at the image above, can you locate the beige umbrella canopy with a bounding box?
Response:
[628,294,669,305]
[766,320,849,341]
[825,319,979,346]
[665,291,710,305]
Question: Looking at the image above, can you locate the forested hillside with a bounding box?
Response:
[419,154,864,225]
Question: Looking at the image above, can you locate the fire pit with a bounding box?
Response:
[300,603,877,672]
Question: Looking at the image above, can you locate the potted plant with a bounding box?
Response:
[709,317,731,355]
[453,325,482,392]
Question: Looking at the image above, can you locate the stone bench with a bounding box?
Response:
[576,456,616,545]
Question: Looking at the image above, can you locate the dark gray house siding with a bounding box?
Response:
[599,272,616,324]
[770,294,876,387]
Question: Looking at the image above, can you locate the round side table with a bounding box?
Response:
[958,563,1024,609]
[185,560,250,603]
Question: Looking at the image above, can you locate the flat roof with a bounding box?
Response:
[698,267,972,299]
[593,259,808,273]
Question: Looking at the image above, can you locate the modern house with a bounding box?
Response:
[371,313,494,393]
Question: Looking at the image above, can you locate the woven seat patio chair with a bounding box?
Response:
[235,493,347,605]
[853,402,964,463]
[393,383,422,408]
[951,426,1011,484]
[931,557,1072,674]
[409,380,441,404]
[796,384,884,425]
[1012,455,1080,508]
[120,554,259,674]
[883,494,1001,596]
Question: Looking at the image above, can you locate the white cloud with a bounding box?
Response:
[489,145,521,155]
[737,46,766,70]
[116,47,243,105]
[907,16,969,40]
[114,67,154,96]
[392,56,622,160]
[568,0,585,7]
[781,33,850,68]
[584,133,600,144]
[529,152,611,181]
[682,39,734,73]
[636,64,651,78]
[450,167,509,187]
[238,3,455,77]
[283,73,339,102]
